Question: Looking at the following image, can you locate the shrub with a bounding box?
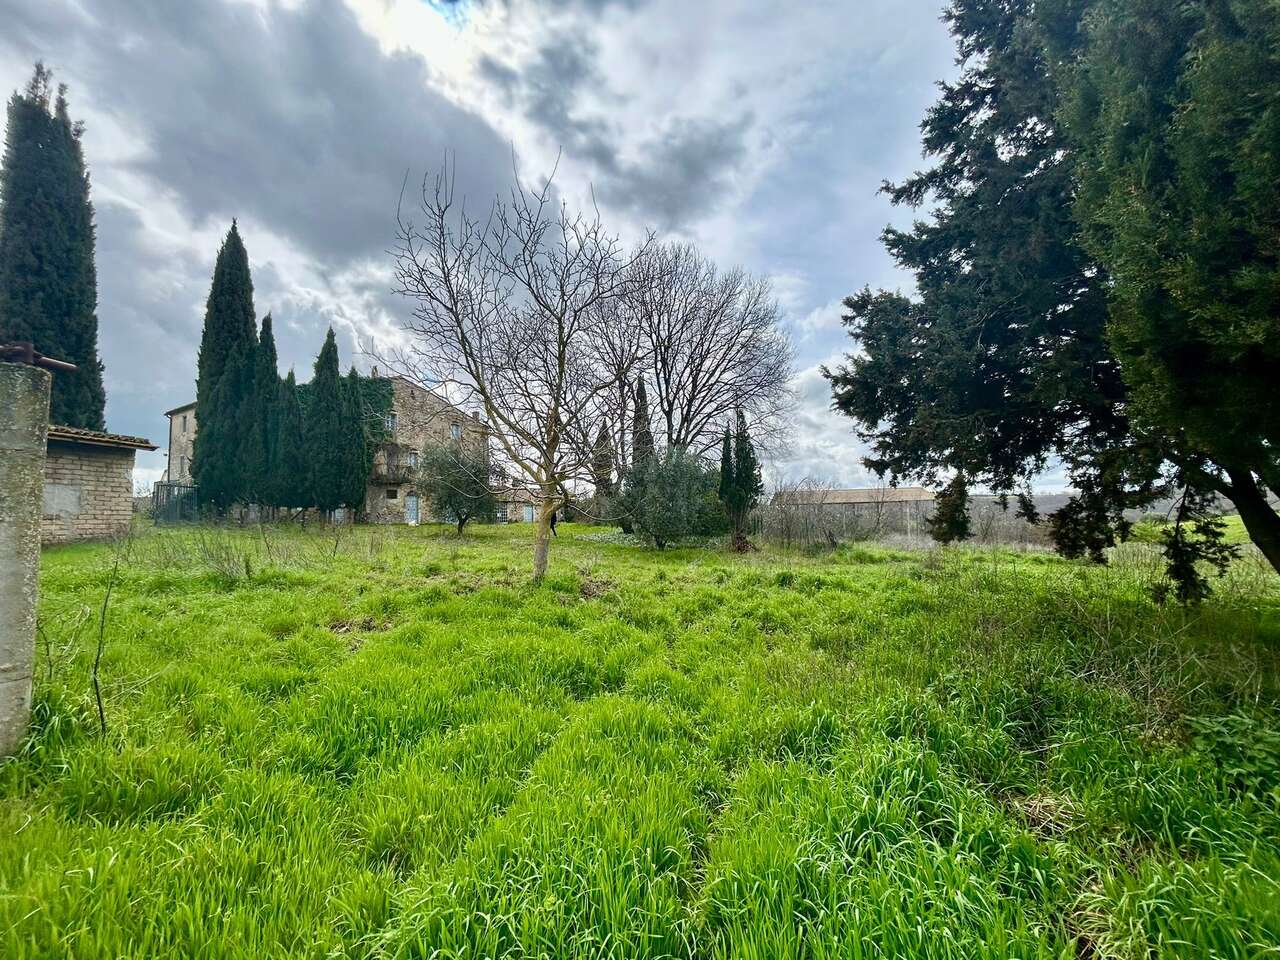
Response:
[631,448,720,549]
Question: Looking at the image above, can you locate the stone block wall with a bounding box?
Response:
[41,441,137,545]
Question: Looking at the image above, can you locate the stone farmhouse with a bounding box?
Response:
[162,373,489,524]
[42,425,157,545]
[363,375,489,524]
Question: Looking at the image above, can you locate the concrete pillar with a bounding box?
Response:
[0,362,50,757]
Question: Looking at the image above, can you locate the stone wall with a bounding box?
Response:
[41,441,137,545]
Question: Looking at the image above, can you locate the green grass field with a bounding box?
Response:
[3,524,1279,959]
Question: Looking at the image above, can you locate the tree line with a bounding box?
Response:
[826,0,1280,600]
[192,223,388,516]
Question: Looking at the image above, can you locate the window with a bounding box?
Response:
[180,414,188,433]
[179,455,187,475]
[406,450,418,469]
[385,413,398,433]
[385,488,398,500]
[450,422,462,441]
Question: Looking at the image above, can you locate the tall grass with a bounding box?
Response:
[1,523,1277,958]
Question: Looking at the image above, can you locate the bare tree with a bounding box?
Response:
[625,242,795,457]
[389,161,649,580]
[760,477,839,550]
[584,269,648,491]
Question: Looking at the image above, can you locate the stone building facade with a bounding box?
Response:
[163,401,196,483]
[364,376,489,524]
[496,487,539,523]
[162,375,488,524]
[42,425,157,545]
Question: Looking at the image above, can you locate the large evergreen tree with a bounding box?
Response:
[824,0,1280,593]
[825,0,1123,519]
[193,222,257,509]
[243,313,279,506]
[304,329,346,514]
[0,63,105,428]
[1065,0,1280,573]
[200,338,255,510]
[340,367,372,513]
[272,370,306,510]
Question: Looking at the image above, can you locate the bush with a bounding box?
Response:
[630,448,723,548]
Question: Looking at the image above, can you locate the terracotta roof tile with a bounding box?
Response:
[47,424,157,451]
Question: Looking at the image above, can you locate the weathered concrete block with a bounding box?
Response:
[0,362,51,757]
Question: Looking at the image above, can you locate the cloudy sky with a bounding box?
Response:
[1,0,959,488]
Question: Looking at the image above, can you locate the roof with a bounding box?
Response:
[164,401,196,416]
[771,485,935,506]
[47,424,157,451]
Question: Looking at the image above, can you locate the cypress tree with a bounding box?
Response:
[341,367,371,513]
[0,63,105,429]
[592,425,614,499]
[272,371,306,510]
[927,472,972,545]
[717,422,733,507]
[244,314,278,506]
[620,380,656,533]
[192,222,257,508]
[632,378,655,471]
[199,338,255,510]
[195,222,256,403]
[727,409,763,550]
[304,329,345,515]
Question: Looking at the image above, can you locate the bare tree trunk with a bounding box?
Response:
[532,498,554,583]
[1226,468,1280,576]
[0,362,51,757]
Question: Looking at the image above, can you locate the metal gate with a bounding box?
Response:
[152,481,199,524]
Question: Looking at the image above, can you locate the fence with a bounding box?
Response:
[152,481,199,525]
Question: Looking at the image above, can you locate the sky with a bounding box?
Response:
[0,0,960,489]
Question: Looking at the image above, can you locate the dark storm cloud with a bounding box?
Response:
[483,33,754,230]
[598,113,753,229]
[3,0,514,266]
[483,41,620,171]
